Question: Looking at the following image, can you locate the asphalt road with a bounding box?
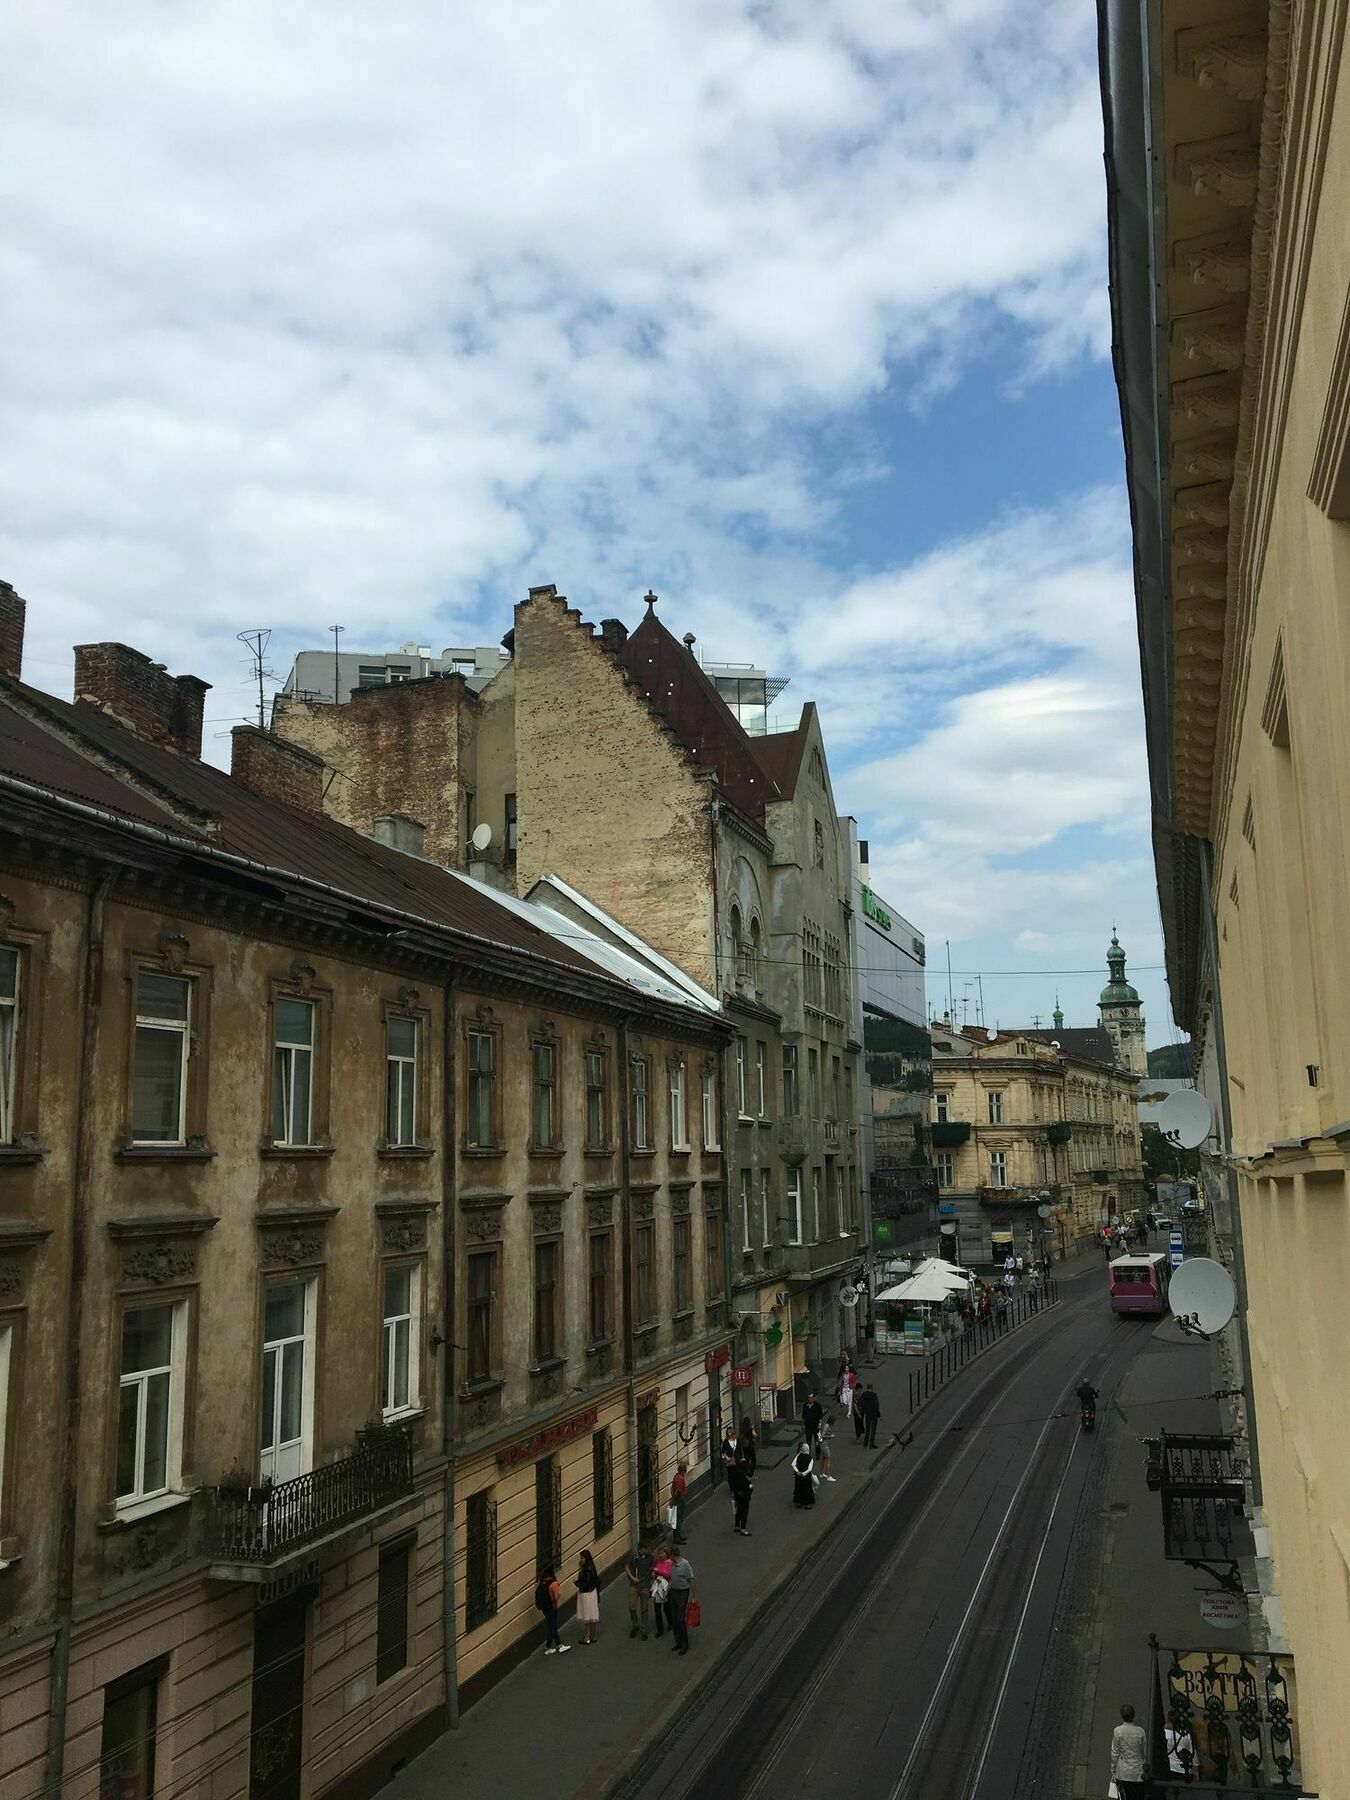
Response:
[617,1269,1153,1800]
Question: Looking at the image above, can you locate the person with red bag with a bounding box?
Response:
[667,1548,696,1654]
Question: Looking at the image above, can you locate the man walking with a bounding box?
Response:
[1109,1702,1147,1800]
[858,1383,881,1448]
[624,1544,652,1639]
[802,1391,823,1456]
[668,1547,695,1655]
[729,1455,753,1536]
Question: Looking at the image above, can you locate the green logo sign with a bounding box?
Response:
[862,886,892,932]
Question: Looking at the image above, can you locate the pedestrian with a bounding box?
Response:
[720,1423,739,1487]
[839,1369,856,1423]
[818,1413,836,1481]
[729,1455,753,1536]
[801,1391,823,1456]
[650,1543,673,1637]
[669,1462,688,1544]
[667,1547,695,1655]
[1027,1270,1040,1312]
[1109,1702,1148,1800]
[1164,1718,1195,1782]
[1003,1251,1016,1281]
[858,1383,881,1448]
[534,1566,570,1656]
[791,1440,816,1507]
[737,1413,758,1478]
[624,1544,652,1640]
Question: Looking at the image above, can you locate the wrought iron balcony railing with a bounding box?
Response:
[204,1424,414,1566]
[1148,1641,1315,1794]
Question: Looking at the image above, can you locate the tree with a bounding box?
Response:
[1140,1123,1199,1188]
[1146,1042,1192,1078]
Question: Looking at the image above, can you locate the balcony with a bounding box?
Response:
[930,1120,971,1148]
[204,1424,414,1580]
[782,1230,859,1280]
[823,1117,840,1152]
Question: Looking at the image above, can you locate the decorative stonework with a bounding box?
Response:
[289,958,317,996]
[261,1229,324,1267]
[631,1189,656,1221]
[157,930,189,973]
[473,1003,496,1026]
[1173,375,1243,432]
[1175,435,1236,481]
[0,893,15,933]
[670,1185,692,1217]
[125,1242,196,1285]
[1176,136,1260,208]
[1176,27,1269,101]
[1174,481,1232,528]
[465,1209,503,1243]
[586,1196,613,1227]
[396,984,421,1009]
[531,1364,564,1399]
[587,1343,613,1378]
[1176,237,1252,295]
[674,1314,694,1343]
[531,1205,562,1235]
[381,1216,427,1254]
[0,1260,21,1297]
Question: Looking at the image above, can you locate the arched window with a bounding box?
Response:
[747,918,761,987]
[728,906,742,986]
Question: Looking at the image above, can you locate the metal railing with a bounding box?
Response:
[906,1281,1060,1412]
[1148,1641,1315,1794]
[204,1425,414,1564]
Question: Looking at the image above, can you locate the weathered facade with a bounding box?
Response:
[0,597,729,1799]
[1103,1,1350,1786]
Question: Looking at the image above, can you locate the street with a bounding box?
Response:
[618,1269,1147,1800]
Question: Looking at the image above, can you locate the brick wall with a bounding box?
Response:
[72,642,209,757]
[0,582,25,680]
[230,724,324,812]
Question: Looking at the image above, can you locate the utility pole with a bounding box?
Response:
[236,629,273,730]
[330,623,344,703]
[945,940,954,1025]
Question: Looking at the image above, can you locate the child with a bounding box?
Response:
[534,1566,570,1655]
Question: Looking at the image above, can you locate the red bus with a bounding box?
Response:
[1108,1252,1170,1317]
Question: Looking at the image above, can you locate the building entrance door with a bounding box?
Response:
[249,1593,308,1800]
[636,1397,661,1534]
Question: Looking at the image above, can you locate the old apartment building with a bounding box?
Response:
[276,587,867,1419]
[1105,0,1350,1786]
[0,592,729,1800]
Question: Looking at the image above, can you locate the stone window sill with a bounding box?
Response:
[629,1148,656,1160]
[462,1144,506,1160]
[0,1143,47,1167]
[527,1145,564,1159]
[529,1355,567,1377]
[378,1144,435,1161]
[99,1489,196,1531]
[459,1377,504,1400]
[585,1337,614,1357]
[260,1143,336,1160]
[381,1404,426,1427]
[117,1144,216,1164]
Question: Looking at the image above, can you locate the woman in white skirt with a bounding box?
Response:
[576,1548,601,1644]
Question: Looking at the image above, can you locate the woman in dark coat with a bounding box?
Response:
[791,1441,816,1508]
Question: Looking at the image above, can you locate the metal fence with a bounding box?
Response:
[1147,1641,1315,1794]
[204,1425,413,1563]
[906,1280,1061,1413]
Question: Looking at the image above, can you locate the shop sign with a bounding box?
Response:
[497,1405,600,1470]
[730,1364,754,1388]
[861,887,892,932]
[704,1346,730,1373]
[1199,1592,1246,1630]
[937,1202,956,1216]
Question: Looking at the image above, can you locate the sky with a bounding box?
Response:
[0,0,1179,1046]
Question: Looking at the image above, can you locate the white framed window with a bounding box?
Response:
[116,1302,186,1509]
[755,1042,767,1118]
[0,947,18,1143]
[669,1060,689,1150]
[272,997,315,1146]
[631,1057,650,1151]
[131,972,190,1145]
[701,1067,720,1150]
[381,1263,421,1418]
[987,1089,1004,1125]
[936,1151,954,1189]
[786,1168,803,1245]
[735,1036,749,1117]
[988,1151,1008,1188]
[935,1091,950,1123]
[385,1016,418,1146]
[836,1166,849,1237]
[260,1280,316,1483]
[760,1168,772,1249]
[740,1170,752,1251]
[811,1168,822,1240]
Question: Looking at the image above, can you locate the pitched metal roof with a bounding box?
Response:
[751,708,813,794]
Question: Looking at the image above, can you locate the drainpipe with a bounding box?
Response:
[439,967,461,1726]
[1198,843,1263,1508]
[616,1016,639,1546]
[46,868,114,1799]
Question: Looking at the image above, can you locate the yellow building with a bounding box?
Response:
[1104,2,1350,1789]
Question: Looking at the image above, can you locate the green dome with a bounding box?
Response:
[1100,932,1140,1007]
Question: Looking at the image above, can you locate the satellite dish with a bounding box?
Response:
[470,822,493,853]
[1051,1040,1061,1050]
[986,1027,998,1041]
[1169,1258,1236,1338]
[1156,1089,1213,1150]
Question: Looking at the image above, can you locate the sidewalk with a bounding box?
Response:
[384,1252,1096,1800]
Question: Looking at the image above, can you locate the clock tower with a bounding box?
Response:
[1099,932,1146,1076]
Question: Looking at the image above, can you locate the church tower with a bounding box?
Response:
[1098,931,1146,1076]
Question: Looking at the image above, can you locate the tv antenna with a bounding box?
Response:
[237,629,274,730]
[330,624,344,703]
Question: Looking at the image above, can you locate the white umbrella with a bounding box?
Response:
[876,1265,970,1306]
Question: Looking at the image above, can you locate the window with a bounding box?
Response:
[673,1217,692,1312]
[0,947,18,1142]
[634,1222,654,1323]
[585,1048,608,1152]
[536,1456,561,1573]
[936,1151,954,1188]
[117,1303,183,1507]
[811,1169,822,1240]
[760,1168,772,1248]
[669,1060,689,1150]
[99,1661,163,1800]
[631,1057,651,1151]
[739,1170,752,1251]
[531,1040,558,1150]
[385,1015,418,1147]
[704,1210,725,1302]
[728,904,743,986]
[835,1165,847,1236]
[808,1048,820,1117]
[831,1056,841,1120]
[272,997,315,1146]
[260,1281,314,1482]
[504,792,518,867]
[701,1066,720,1150]
[787,1168,803,1245]
[376,1540,411,1683]
[987,1089,1004,1125]
[466,1251,495,1384]
[735,1036,749,1116]
[588,1232,612,1342]
[755,1042,767,1118]
[0,1321,10,1532]
[466,1029,496,1150]
[802,924,823,1009]
[989,1151,1008,1188]
[935,1092,950,1123]
[813,818,825,868]
[465,1489,497,1629]
[381,1264,420,1418]
[782,1046,799,1114]
[592,1428,614,1538]
[386,663,412,683]
[131,972,190,1145]
[357,664,389,688]
[748,918,761,987]
[533,1238,559,1363]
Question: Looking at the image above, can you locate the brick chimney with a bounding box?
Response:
[599,618,628,653]
[73,643,210,757]
[0,583,25,681]
[372,814,427,857]
[231,725,325,813]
